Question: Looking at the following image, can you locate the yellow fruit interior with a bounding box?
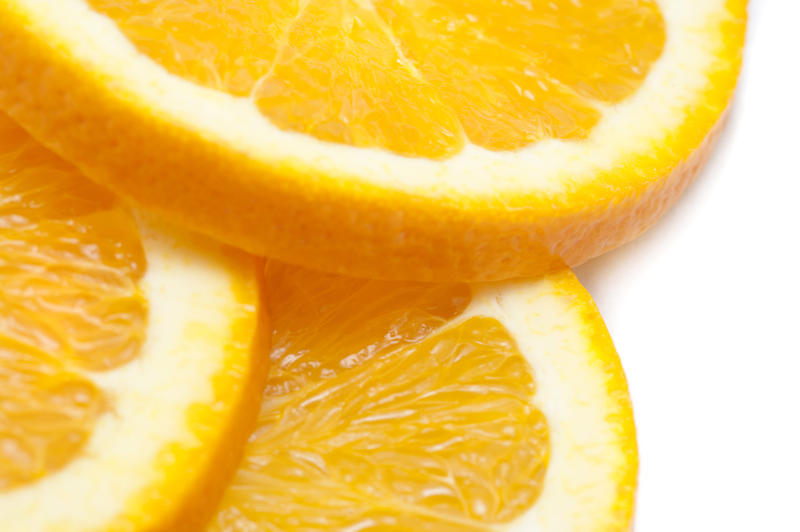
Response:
[88,0,665,158]
[0,115,147,490]
[211,263,548,530]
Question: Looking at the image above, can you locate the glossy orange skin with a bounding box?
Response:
[0,2,745,282]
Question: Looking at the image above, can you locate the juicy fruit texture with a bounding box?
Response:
[0,115,146,489]
[212,263,549,530]
[88,0,664,157]
[0,0,743,282]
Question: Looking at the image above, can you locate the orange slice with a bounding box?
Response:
[210,262,636,531]
[0,0,745,281]
[0,113,265,532]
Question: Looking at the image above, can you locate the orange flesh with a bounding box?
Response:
[0,115,147,490]
[88,0,664,158]
[211,263,548,530]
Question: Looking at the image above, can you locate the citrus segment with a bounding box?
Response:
[0,114,146,490]
[0,347,104,491]
[83,1,298,97]
[0,113,264,532]
[87,0,662,155]
[254,0,467,158]
[212,263,635,531]
[443,0,667,103]
[371,0,600,149]
[264,263,470,393]
[88,0,466,158]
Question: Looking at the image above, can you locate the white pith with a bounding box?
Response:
[458,277,631,531]
[12,0,728,198]
[0,229,627,531]
[0,214,253,532]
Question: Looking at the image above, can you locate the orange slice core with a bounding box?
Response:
[0,116,147,490]
[212,264,548,530]
[87,0,665,158]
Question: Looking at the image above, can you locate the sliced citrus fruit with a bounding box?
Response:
[0,0,745,281]
[210,262,636,531]
[0,113,266,531]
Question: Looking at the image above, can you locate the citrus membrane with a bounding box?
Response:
[211,263,636,531]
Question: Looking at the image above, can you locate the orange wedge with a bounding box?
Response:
[210,262,636,531]
[0,113,266,532]
[0,0,746,281]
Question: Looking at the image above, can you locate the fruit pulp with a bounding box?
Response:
[212,263,549,530]
[0,115,147,490]
[88,0,665,158]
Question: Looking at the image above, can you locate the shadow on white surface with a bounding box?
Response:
[576,97,741,295]
[575,3,800,530]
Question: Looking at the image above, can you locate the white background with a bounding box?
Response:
[575,3,800,530]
